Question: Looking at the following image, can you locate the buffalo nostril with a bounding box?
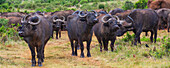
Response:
[115,25,120,29]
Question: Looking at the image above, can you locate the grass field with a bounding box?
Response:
[0,30,169,68]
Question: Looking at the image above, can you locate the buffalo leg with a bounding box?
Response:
[78,38,84,58]
[97,37,102,52]
[138,36,141,44]
[145,32,148,36]
[154,28,157,43]
[37,44,44,66]
[150,31,153,43]
[134,30,142,45]
[56,30,59,39]
[87,39,92,57]
[70,40,75,56]
[74,41,78,56]
[167,20,170,32]
[110,37,116,52]
[59,29,61,38]
[102,39,108,51]
[28,44,36,66]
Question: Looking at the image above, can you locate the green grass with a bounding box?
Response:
[0,31,169,67]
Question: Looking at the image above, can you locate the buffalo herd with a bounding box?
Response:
[0,1,170,66]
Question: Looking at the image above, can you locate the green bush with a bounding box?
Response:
[72,0,79,5]
[64,2,73,7]
[80,0,88,4]
[0,18,21,43]
[14,4,19,8]
[98,4,104,9]
[122,1,134,10]
[80,3,96,10]
[134,0,148,9]
[0,0,5,5]
[1,3,8,9]
[122,32,135,42]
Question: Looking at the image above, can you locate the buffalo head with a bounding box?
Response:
[116,15,134,36]
[18,14,41,37]
[52,16,65,29]
[78,10,98,25]
[101,14,120,32]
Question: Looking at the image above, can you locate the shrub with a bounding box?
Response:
[1,3,8,9]
[24,3,36,9]
[98,4,104,9]
[122,1,134,10]
[14,4,19,8]
[0,0,5,5]
[64,2,73,7]
[36,8,43,12]
[80,0,88,4]
[0,18,21,43]
[134,0,148,9]
[76,4,80,8]
[122,32,135,42]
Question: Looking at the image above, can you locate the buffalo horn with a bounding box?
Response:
[91,10,98,17]
[101,15,112,23]
[28,15,41,25]
[78,11,88,17]
[112,15,120,23]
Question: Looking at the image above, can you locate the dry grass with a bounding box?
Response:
[0,30,169,68]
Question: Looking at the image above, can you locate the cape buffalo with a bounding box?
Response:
[148,0,170,10]
[51,15,65,39]
[109,8,124,15]
[18,13,52,66]
[93,14,120,52]
[66,10,98,57]
[156,8,170,32]
[116,9,159,45]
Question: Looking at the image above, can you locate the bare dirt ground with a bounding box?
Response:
[0,30,169,68]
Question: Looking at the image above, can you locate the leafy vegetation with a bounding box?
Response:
[0,18,21,45]
[122,1,134,10]
[134,0,148,9]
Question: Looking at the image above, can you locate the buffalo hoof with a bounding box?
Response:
[38,64,42,67]
[100,50,102,52]
[72,53,75,56]
[87,54,91,57]
[80,55,85,58]
[31,64,36,67]
[77,47,80,50]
